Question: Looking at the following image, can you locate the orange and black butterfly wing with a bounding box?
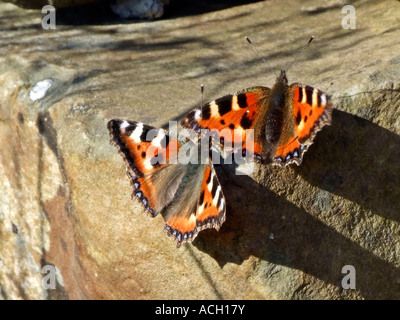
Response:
[163,162,226,247]
[181,86,271,158]
[108,119,183,216]
[108,120,226,247]
[272,84,332,167]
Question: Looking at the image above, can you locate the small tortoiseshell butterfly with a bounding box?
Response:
[181,39,333,167]
[107,120,226,247]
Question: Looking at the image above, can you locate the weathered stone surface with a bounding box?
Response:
[110,0,168,19]
[0,0,399,300]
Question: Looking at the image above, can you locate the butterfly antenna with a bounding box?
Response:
[245,36,277,77]
[200,84,204,109]
[323,82,334,94]
[286,36,314,73]
[197,84,205,139]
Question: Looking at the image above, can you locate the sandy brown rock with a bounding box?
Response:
[0,0,399,300]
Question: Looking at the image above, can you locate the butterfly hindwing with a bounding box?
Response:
[271,84,332,166]
[163,164,226,247]
[290,84,332,144]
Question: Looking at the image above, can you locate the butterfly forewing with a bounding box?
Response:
[182,87,268,145]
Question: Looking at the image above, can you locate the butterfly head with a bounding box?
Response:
[278,70,288,85]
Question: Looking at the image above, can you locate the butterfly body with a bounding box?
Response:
[182,70,332,167]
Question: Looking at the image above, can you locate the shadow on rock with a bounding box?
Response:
[297,109,400,223]
[55,0,263,26]
[193,109,400,299]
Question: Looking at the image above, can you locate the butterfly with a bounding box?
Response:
[107,119,226,247]
[181,69,332,167]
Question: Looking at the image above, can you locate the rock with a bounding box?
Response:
[0,0,399,300]
[110,0,168,19]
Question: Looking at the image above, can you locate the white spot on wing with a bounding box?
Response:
[321,94,327,106]
[120,120,130,130]
[151,130,165,148]
[301,87,307,104]
[210,101,219,118]
[194,109,201,120]
[297,120,305,131]
[212,185,221,206]
[219,197,225,211]
[198,203,204,214]
[131,122,143,143]
[207,171,214,192]
[232,95,240,111]
[143,158,153,171]
[312,89,318,107]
